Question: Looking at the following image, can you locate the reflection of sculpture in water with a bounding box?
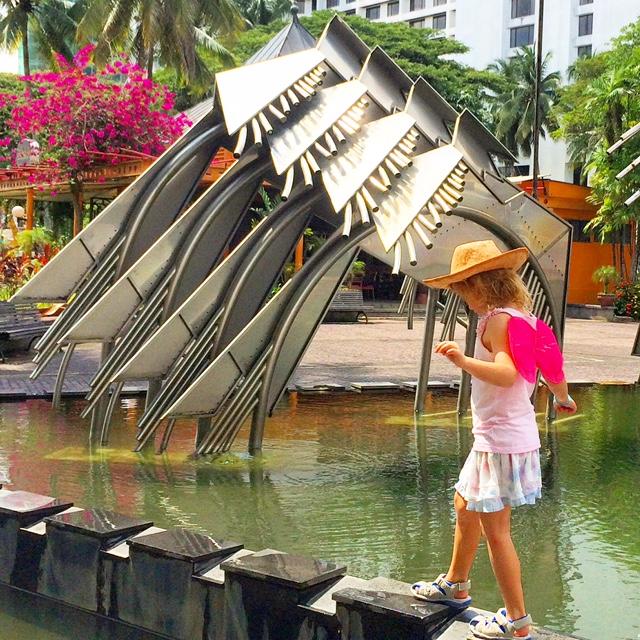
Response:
[0,450,9,486]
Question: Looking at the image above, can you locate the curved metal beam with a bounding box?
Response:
[116,123,226,273]
[210,188,324,357]
[249,224,375,452]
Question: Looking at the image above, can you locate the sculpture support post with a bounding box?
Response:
[457,311,477,417]
[414,287,437,413]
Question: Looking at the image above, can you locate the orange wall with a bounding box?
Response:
[519,179,628,305]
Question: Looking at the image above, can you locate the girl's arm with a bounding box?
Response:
[545,378,577,413]
[435,313,518,388]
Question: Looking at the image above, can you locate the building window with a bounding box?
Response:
[366,4,380,19]
[433,0,447,5]
[387,1,399,15]
[346,0,355,3]
[410,18,426,28]
[572,165,588,186]
[577,44,592,57]
[579,0,593,4]
[296,0,306,11]
[344,8,355,13]
[578,13,593,36]
[510,24,534,47]
[327,0,339,7]
[567,219,592,243]
[432,12,447,29]
[511,0,533,19]
[410,0,426,10]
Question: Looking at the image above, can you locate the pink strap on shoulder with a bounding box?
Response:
[507,317,565,384]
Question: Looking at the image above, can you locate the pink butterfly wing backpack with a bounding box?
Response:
[508,316,565,384]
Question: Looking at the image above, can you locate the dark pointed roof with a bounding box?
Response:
[246,6,316,65]
[183,6,315,123]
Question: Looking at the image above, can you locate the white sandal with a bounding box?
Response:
[469,608,533,639]
[410,573,472,608]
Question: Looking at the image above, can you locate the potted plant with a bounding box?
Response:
[344,260,366,288]
[592,265,619,307]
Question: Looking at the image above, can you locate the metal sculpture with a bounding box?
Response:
[12,15,571,455]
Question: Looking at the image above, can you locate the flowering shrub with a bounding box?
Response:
[613,280,640,320]
[2,45,192,187]
[0,229,58,301]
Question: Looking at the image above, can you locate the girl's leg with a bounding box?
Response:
[446,491,482,597]
[479,507,530,637]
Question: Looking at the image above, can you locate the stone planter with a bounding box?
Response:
[597,293,615,307]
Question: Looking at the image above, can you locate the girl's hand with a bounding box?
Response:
[554,394,577,414]
[435,341,466,368]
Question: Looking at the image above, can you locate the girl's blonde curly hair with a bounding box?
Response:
[451,268,532,312]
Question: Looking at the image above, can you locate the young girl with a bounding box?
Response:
[410,240,576,640]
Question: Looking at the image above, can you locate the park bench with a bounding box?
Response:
[324,289,373,323]
[0,301,48,362]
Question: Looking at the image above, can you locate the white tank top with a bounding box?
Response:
[470,307,541,454]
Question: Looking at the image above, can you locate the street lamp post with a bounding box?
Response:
[532,0,545,200]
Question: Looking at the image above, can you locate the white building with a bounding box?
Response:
[298,0,640,182]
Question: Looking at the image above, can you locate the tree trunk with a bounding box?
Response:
[632,220,639,280]
[70,182,83,237]
[147,44,154,80]
[22,22,31,96]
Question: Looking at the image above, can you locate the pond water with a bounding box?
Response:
[0,386,639,640]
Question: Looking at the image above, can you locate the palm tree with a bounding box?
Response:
[488,47,560,158]
[236,0,295,26]
[0,0,77,83]
[76,0,245,85]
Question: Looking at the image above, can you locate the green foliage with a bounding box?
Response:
[554,18,640,276]
[235,0,294,27]
[75,0,245,87]
[591,265,619,293]
[0,0,77,74]
[487,47,560,157]
[351,260,366,277]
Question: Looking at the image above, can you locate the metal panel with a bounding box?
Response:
[316,16,370,82]
[358,47,413,113]
[215,48,326,135]
[211,195,318,354]
[405,78,458,147]
[269,80,368,175]
[68,152,268,344]
[163,281,297,417]
[452,109,516,175]
[264,245,364,413]
[321,112,415,212]
[116,125,223,273]
[369,145,463,251]
[113,216,274,382]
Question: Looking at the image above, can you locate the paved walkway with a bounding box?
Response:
[0,318,637,399]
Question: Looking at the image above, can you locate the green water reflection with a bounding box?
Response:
[0,386,639,640]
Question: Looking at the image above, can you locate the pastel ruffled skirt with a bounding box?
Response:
[454,449,542,513]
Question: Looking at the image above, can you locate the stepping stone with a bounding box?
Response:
[351,382,400,392]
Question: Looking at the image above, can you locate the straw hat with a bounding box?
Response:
[423,240,528,289]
